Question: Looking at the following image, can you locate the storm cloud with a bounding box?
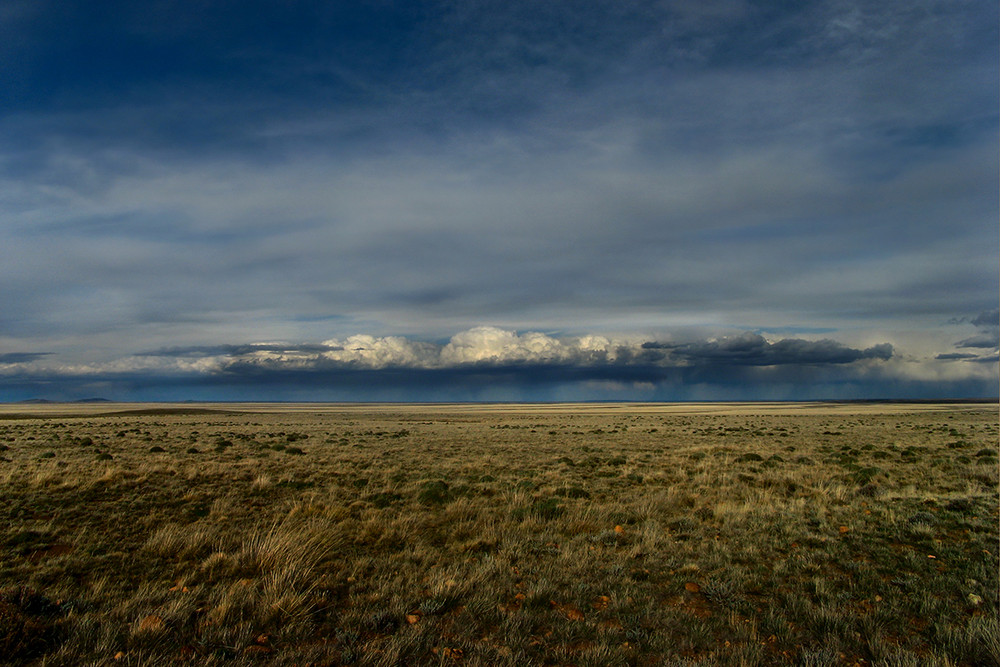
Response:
[643,334,893,367]
[1,327,994,402]
[136,329,896,375]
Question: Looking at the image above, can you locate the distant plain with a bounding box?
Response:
[0,402,996,665]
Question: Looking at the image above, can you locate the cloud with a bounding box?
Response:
[0,352,52,364]
[196,328,895,375]
[643,333,892,366]
[950,308,1000,331]
[2,326,994,403]
[139,343,343,358]
[956,335,999,349]
[949,309,999,351]
[200,328,619,372]
[438,327,618,366]
[970,309,1000,328]
[3,326,898,379]
[0,1,994,399]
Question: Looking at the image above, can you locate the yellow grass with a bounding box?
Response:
[0,401,995,665]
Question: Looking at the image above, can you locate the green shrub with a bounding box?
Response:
[853,466,883,485]
[944,498,975,514]
[417,480,451,505]
[514,498,564,521]
[368,492,403,508]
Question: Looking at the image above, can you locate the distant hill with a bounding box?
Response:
[11,397,113,405]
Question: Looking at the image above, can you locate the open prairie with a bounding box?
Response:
[0,402,996,666]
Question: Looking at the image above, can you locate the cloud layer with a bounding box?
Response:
[0,1,996,401]
[1,326,995,402]
[121,327,897,373]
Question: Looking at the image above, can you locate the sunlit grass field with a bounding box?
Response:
[0,402,996,666]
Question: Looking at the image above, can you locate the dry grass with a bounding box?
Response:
[0,402,996,665]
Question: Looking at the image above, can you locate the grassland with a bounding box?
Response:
[0,402,996,666]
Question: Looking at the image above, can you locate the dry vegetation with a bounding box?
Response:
[0,402,997,666]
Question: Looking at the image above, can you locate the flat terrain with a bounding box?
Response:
[0,402,996,665]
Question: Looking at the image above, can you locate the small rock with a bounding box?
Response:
[968,593,983,606]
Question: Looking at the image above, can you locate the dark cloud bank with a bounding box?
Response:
[642,334,893,367]
[0,352,52,364]
[2,328,995,402]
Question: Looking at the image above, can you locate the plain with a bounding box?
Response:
[0,402,997,666]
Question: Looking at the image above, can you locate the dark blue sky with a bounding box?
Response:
[1,0,997,401]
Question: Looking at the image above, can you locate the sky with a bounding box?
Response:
[0,0,997,402]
